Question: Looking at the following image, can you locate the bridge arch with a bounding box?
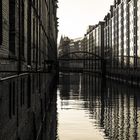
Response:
[58,51,106,76]
[58,51,103,60]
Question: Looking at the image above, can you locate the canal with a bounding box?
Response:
[45,73,140,140]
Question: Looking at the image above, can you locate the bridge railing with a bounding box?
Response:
[58,51,106,76]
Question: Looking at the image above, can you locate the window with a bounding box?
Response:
[9,0,15,55]
[27,0,31,65]
[19,0,24,59]
[21,0,24,57]
[32,11,35,63]
[0,0,2,45]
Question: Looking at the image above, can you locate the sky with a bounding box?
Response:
[57,0,114,42]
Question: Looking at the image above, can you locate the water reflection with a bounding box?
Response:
[40,90,58,140]
[57,73,140,140]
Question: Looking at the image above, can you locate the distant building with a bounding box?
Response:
[58,36,71,57]
[58,36,83,57]
[58,36,83,70]
[83,23,104,71]
[85,23,104,58]
[69,37,83,52]
[58,36,71,68]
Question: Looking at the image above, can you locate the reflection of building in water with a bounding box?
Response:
[41,93,58,140]
[82,75,140,140]
[59,73,80,100]
[59,74,70,100]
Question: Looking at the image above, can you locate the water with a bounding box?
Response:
[57,73,106,140]
[48,73,140,140]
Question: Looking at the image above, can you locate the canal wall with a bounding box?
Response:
[83,69,140,87]
[0,73,57,140]
[105,71,140,87]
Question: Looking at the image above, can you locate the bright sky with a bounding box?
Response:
[57,0,114,42]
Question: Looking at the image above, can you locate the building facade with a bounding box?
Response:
[83,23,104,72]
[58,36,85,72]
[82,0,140,83]
[104,0,140,81]
[0,0,58,139]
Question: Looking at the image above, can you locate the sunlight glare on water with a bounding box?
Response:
[56,73,140,140]
[57,74,107,140]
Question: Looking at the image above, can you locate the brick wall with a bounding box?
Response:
[0,0,58,139]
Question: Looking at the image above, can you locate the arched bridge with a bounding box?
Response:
[58,51,103,61]
[58,51,106,75]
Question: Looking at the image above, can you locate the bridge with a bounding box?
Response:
[58,51,106,76]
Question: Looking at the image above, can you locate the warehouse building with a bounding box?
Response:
[0,0,58,139]
[82,0,140,83]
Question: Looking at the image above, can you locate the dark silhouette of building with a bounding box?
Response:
[0,0,58,139]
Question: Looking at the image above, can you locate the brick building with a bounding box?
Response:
[0,0,58,139]
[103,0,140,81]
[58,36,83,69]
[82,0,140,83]
[83,23,104,72]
